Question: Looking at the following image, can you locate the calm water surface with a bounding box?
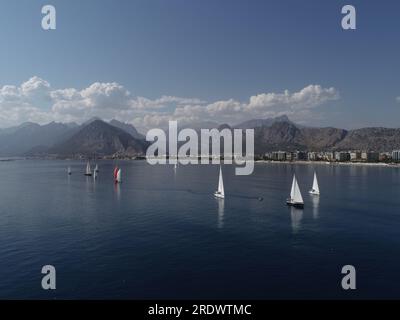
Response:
[0,160,400,299]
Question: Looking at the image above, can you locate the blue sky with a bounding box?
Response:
[0,0,399,130]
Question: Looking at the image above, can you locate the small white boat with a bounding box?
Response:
[309,171,320,195]
[94,164,99,173]
[214,166,225,199]
[67,166,72,175]
[286,174,304,208]
[174,162,177,170]
[84,161,92,176]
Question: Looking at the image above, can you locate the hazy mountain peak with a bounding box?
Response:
[19,122,40,128]
[274,115,290,122]
[218,123,232,130]
[233,115,293,129]
[82,117,102,126]
[109,119,145,140]
[49,119,147,156]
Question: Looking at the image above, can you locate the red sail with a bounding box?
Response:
[113,167,119,180]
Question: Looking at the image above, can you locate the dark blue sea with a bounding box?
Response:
[0,160,399,299]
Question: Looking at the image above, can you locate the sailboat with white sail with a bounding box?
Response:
[286,174,304,208]
[94,164,99,173]
[115,167,122,184]
[84,161,92,176]
[309,171,320,195]
[214,166,225,199]
[67,166,72,175]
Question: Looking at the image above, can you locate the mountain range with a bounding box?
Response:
[48,120,148,157]
[251,120,400,153]
[0,118,147,157]
[1,116,400,157]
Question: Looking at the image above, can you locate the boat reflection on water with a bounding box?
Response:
[92,172,97,192]
[311,194,320,219]
[114,182,121,201]
[85,175,91,191]
[290,207,303,233]
[216,198,225,229]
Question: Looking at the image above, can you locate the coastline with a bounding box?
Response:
[10,157,400,169]
[255,160,400,168]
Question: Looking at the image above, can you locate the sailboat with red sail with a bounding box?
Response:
[114,166,121,183]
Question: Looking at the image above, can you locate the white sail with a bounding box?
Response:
[95,164,99,172]
[312,172,320,194]
[218,166,225,196]
[116,168,122,183]
[67,166,71,174]
[290,175,296,199]
[86,162,91,175]
[293,177,304,204]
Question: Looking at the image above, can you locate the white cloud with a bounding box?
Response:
[0,77,339,132]
[132,96,205,110]
[51,82,132,115]
[0,77,54,126]
[20,76,50,98]
[170,85,339,125]
[248,85,338,110]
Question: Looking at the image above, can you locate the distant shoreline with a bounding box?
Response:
[255,160,400,168]
[4,157,400,169]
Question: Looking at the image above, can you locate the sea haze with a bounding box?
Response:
[0,160,399,299]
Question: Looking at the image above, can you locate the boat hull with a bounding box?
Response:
[84,173,92,176]
[214,192,224,199]
[309,190,320,195]
[286,199,304,208]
